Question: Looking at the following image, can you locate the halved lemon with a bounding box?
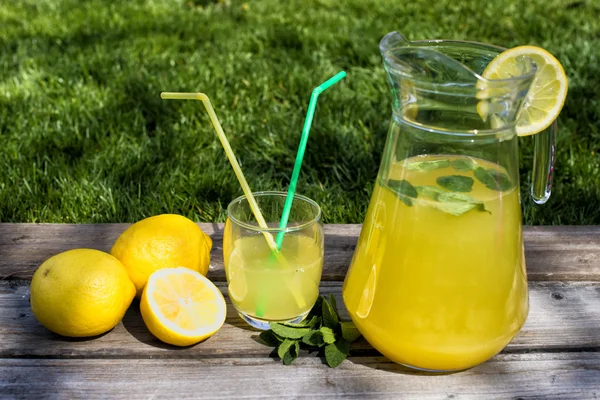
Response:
[481,45,568,136]
[140,267,226,346]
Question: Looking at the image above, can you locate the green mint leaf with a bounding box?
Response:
[322,297,339,329]
[306,296,324,320]
[328,294,340,319]
[389,179,418,198]
[431,192,487,216]
[303,315,322,328]
[436,175,474,192]
[278,315,321,329]
[283,341,300,365]
[488,170,512,190]
[278,339,299,365]
[325,339,350,368]
[302,330,325,347]
[432,202,477,216]
[406,160,451,171]
[388,179,418,206]
[400,197,413,206]
[475,202,491,214]
[270,323,311,339]
[438,192,476,202]
[320,326,337,344]
[340,321,362,342]
[277,338,295,359]
[473,167,512,191]
[451,158,476,172]
[416,185,445,199]
[259,330,283,347]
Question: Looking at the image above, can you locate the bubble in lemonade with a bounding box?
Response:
[225,234,323,322]
[342,154,528,371]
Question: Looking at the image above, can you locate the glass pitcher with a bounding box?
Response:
[342,32,555,372]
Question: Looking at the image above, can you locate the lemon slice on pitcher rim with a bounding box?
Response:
[481,45,568,136]
[140,267,226,347]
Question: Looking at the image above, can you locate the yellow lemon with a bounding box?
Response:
[140,267,226,346]
[480,45,568,136]
[30,249,135,337]
[110,214,212,296]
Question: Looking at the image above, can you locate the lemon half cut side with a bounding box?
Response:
[140,267,226,347]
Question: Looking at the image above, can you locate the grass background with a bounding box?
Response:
[0,0,598,224]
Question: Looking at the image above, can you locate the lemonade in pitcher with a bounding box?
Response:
[343,154,527,371]
[342,31,567,371]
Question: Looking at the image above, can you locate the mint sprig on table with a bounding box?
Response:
[258,295,362,368]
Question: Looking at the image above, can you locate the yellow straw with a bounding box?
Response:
[160,92,279,252]
[160,91,306,314]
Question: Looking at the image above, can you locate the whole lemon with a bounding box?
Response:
[110,214,212,296]
[30,249,136,337]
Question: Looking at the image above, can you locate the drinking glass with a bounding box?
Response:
[224,191,324,330]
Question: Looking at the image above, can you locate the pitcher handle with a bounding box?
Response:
[531,120,556,204]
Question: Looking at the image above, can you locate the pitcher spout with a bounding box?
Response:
[379,32,537,134]
[379,32,411,57]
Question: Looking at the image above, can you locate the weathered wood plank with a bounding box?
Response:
[0,223,358,282]
[2,353,600,399]
[1,281,599,359]
[1,224,599,282]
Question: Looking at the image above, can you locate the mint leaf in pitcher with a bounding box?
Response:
[416,185,445,199]
[431,193,490,216]
[433,202,477,216]
[388,179,418,206]
[436,175,474,192]
[474,167,512,191]
[451,158,476,172]
[406,160,451,171]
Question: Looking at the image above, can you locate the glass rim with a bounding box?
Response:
[226,191,322,233]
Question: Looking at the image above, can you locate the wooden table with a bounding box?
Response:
[1,224,600,399]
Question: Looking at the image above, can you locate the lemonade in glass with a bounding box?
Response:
[223,191,324,329]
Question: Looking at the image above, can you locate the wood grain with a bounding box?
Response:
[2,353,600,399]
[1,224,600,281]
[2,224,600,398]
[1,281,599,359]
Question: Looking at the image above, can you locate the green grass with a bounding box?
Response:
[0,0,599,224]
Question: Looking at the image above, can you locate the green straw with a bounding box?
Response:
[255,71,346,319]
[275,71,346,249]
